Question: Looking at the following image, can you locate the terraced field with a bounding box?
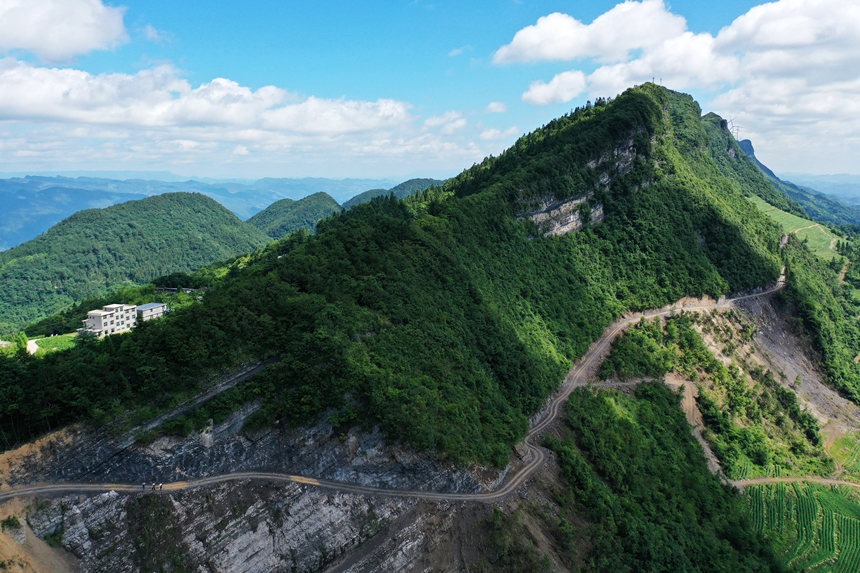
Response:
[750,197,839,260]
[745,482,860,571]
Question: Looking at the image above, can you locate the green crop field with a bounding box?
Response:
[745,482,860,571]
[750,197,839,260]
[34,332,78,355]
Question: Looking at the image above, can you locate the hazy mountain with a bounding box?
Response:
[0,184,148,251]
[739,139,860,225]
[781,172,860,205]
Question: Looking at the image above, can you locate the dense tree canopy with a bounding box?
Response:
[0,85,787,463]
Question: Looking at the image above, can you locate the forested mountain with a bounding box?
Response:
[739,139,860,225]
[0,83,834,568]
[0,176,397,248]
[341,178,443,209]
[0,192,270,333]
[246,192,341,240]
[0,83,788,452]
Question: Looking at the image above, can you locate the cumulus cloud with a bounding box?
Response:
[0,0,127,61]
[485,101,507,113]
[522,70,586,105]
[0,59,497,177]
[497,0,860,172]
[0,60,411,134]
[494,1,686,64]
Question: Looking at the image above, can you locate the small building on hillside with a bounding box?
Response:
[82,304,137,337]
[136,302,168,322]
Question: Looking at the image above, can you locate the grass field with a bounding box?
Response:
[750,197,839,260]
[832,432,860,480]
[34,332,78,355]
[745,482,860,571]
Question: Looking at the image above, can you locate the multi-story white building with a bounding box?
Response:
[81,301,168,337]
[136,302,167,322]
[82,304,137,337]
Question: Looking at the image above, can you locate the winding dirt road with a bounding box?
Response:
[3,273,838,505]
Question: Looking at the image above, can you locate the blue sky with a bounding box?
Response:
[0,0,857,179]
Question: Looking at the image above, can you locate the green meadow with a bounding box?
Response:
[750,196,839,260]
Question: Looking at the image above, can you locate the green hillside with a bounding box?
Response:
[246,192,341,240]
[0,192,270,333]
[341,178,443,209]
[0,84,788,460]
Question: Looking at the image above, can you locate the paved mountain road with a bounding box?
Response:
[4,275,828,506]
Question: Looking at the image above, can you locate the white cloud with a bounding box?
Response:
[494,2,686,64]
[522,70,586,105]
[0,60,411,134]
[0,59,498,177]
[480,127,519,140]
[486,101,507,113]
[448,45,471,57]
[497,0,860,173]
[0,0,127,61]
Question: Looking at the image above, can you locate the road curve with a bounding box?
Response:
[0,277,787,505]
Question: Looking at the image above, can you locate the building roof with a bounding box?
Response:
[88,309,112,316]
[137,302,166,311]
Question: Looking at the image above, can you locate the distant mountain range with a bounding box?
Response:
[0,175,398,250]
[781,173,860,205]
[739,140,860,225]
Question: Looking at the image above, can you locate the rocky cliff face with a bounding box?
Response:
[3,404,500,495]
[7,404,513,572]
[28,482,424,572]
[517,133,644,237]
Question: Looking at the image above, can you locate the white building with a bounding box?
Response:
[81,301,168,337]
[82,304,137,337]
[136,302,167,322]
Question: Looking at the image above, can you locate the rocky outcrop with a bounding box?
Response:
[517,132,645,237]
[5,405,498,496]
[26,482,426,572]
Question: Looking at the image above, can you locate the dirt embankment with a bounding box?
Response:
[734,295,860,435]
